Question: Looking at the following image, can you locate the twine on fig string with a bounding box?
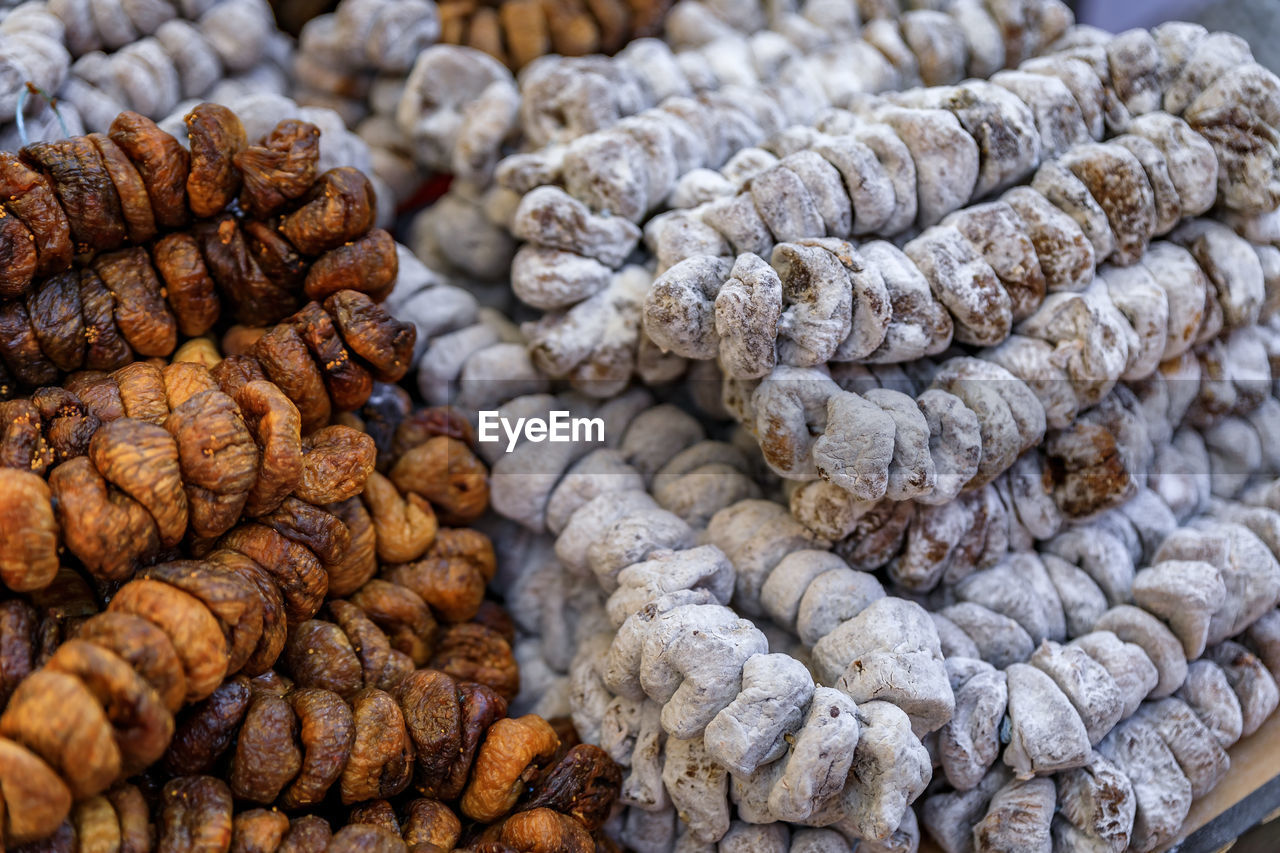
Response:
[15,82,69,147]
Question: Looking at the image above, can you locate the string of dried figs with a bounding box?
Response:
[538,402,1276,848]
[0,631,610,846]
[0,284,413,481]
[639,115,1224,376]
[0,102,395,310]
[402,0,1077,281]
[0,532,346,844]
[436,0,672,72]
[19,762,617,852]
[479,374,1272,848]
[160,627,516,808]
[0,358,382,590]
[0,452,396,838]
[723,230,1272,513]
[0,265,409,415]
[95,729,616,853]
[485,23,1280,396]
[0,458,498,724]
[0,397,510,846]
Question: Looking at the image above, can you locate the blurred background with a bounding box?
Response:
[269,0,1280,68]
[1075,0,1278,70]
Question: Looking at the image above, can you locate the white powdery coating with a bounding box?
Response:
[1003,662,1092,778]
[704,652,814,777]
